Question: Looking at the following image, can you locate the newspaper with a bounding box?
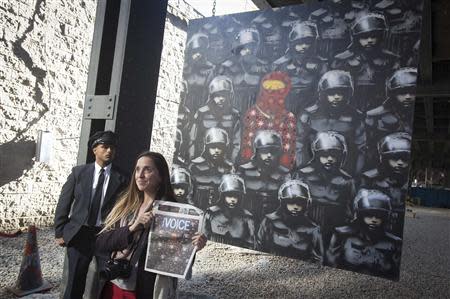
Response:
[144,200,203,278]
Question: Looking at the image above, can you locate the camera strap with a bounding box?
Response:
[111,228,144,263]
[112,200,156,262]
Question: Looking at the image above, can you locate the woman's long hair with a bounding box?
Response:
[102,151,175,232]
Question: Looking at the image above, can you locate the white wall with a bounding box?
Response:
[0,0,201,230]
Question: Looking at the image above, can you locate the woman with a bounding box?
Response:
[96,151,207,298]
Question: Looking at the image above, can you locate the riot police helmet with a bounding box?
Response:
[232,28,260,55]
[288,21,318,55]
[209,75,233,95]
[253,130,282,151]
[278,180,312,210]
[289,21,318,42]
[351,13,387,36]
[204,127,229,148]
[219,174,246,194]
[219,174,246,207]
[187,33,209,51]
[378,132,411,160]
[386,68,417,97]
[318,70,354,98]
[311,131,347,166]
[208,75,234,107]
[353,188,392,221]
[170,167,192,191]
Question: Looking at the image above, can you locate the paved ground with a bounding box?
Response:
[1,206,449,298]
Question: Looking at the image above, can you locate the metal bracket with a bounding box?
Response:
[84,95,117,119]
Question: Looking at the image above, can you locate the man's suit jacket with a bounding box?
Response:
[54,163,129,244]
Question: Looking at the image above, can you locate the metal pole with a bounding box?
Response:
[77,0,168,172]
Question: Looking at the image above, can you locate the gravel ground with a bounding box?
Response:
[1,206,449,299]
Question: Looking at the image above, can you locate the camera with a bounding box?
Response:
[100,258,132,281]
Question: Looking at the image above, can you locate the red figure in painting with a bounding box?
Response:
[241,71,297,169]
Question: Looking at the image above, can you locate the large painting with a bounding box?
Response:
[171,0,422,280]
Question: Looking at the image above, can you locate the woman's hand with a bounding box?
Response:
[129,210,153,232]
[55,237,65,247]
[192,233,207,251]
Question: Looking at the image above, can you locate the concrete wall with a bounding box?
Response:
[0,0,201,231]
[0,0,96,230]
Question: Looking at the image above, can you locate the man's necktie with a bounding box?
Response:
[88,168,105,226]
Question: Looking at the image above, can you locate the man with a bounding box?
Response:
[183,32,215,110]
[203,174,255,249]
[54,131,128,299]
[238,130,289,224]
[296,70,366,175]
[361,132,411,235]
[250,10,285,61]
[188,75,241,163]
[308,0,353,60]
[256,180,323,263]
[331,12,399,112]
[170,167,194,205]
[189,127,234,211]
[293,131,355,249]
[373,0,422,65]
[326,189,402,279]
[219,27,269,113]
[272,21,327,114]
[199,16,233,65]
[365,68,417,168]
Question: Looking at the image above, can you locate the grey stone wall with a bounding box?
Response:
[0,0,96,230]
[0,0,201,230]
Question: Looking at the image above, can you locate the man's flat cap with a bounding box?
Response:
[88,131,118,149]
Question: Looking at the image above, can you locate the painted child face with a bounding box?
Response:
[358,35,379,49]
[224,195,239,208]
[212,91,230,108]
[286,202,304,216]
[363,215,383,230]
[240,47,252,56]
[396,92,415,108]
[257,148,280,167]
[318,150,341,170]
[326,90,346,108]
[388,156,409,174]
[294,41,312,54]
[173,186,187,199]
[208,145,225,161]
